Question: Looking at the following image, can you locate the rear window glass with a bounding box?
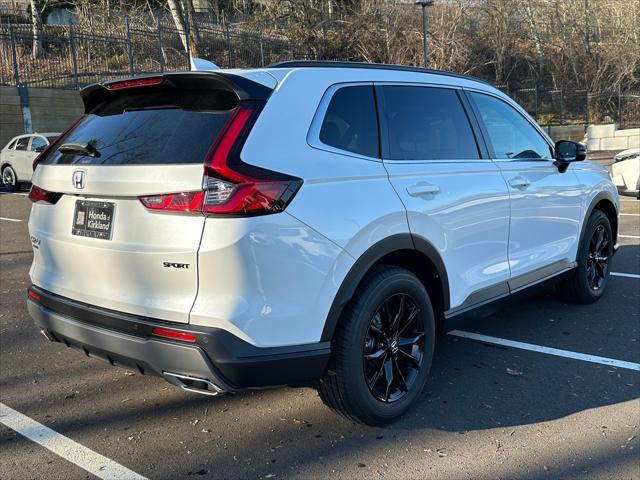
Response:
[41,90,237,166]
[319,85,379,158]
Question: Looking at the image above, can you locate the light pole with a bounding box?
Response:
[415,0,434,68]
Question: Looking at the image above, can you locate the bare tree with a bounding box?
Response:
[30,0,44,59]
[167,0,200,55]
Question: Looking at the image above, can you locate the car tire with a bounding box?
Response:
[317,265,435,426]
[1,165,18,191]
[558,210,613,304]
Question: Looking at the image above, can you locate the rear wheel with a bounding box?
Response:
[317,265,435,426]
[558,210,613,304]
[2,165,17,191]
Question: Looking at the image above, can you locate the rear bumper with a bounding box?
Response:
[27,286,330,394]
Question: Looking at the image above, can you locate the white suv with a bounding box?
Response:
[26,62,619,425]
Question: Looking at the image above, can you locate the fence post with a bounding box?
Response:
[259,33,265,67]
[226,23,232,68]
[586,93,591,127]
[125,16,134,75]
[560,90,564,125]
[156,16,164,73]
[8,23,20,87]
[68,22,79,89]
[617,84,622,127]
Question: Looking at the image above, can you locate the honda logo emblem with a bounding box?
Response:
[72,170,85,189]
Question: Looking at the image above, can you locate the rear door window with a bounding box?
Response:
[40,90,236,166]
[319,85,379,158]
[14,137,29,151]
[378,86,480,161]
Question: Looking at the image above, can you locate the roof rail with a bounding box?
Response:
[268,60,492,86]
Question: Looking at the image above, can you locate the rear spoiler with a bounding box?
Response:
[80,72,273,114]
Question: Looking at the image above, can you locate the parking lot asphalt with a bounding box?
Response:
[1,187,639,480]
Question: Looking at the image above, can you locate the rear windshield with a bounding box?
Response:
[41,89,236,166]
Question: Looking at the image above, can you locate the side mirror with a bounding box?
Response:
[554,140,586,172]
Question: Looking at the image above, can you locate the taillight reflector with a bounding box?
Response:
[27,290,41,301]
[107,77,163,90]
[140,191,204,212]
[28,185,62,204]
[151,328,196,343]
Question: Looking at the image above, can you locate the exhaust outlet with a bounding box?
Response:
[163,372,225,397]
[40,329,54,341]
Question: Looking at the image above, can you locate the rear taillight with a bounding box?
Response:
[28,185,62,204]
[139,101,302,217]
[32,117,83,171]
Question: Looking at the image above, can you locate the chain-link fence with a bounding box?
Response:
[507,86,640,130]
[0,18,297,89]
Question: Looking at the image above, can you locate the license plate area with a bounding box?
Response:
[72,200,115,240]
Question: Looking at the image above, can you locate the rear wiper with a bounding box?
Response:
[58,142,101,158]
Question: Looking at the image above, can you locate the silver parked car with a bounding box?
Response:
[1,133,60,190]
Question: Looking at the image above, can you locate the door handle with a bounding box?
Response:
[406,183,440,197]
[509,176,531,189]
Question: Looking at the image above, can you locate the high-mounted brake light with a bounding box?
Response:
[32,117,83,171]
[139,102,302,217]
[151,327,196,343]
[28,185,62,204]
[107,77,164,90]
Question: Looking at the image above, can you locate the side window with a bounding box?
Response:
[14,137,29,151]
[319,85,379,158]
[378,86,480,161]
[470,92,553,160]
[30,136,47,152]
[5,139,17,150]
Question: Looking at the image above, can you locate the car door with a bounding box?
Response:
[467,90,583,285]
[378,84,512,313]
[25,136,48,181]
[1,138,18,169]
[12,136,32,180]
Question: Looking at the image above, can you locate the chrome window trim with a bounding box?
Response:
[306,81,381,162]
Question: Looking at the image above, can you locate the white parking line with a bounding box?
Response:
[0,403,147,480]
[0,217,23,222]
[448,330,640,371]
[0,192,28,196]
[620,213,639,216]
[619,234,640,239]
[612,272,640,279]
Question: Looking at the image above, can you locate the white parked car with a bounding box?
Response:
[613,147,640,163]
[612,151,640,198]
[1,133,60,190]
[26,62,620,425]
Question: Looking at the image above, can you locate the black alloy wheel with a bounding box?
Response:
[364,293,425,403]
[586,224,611,291]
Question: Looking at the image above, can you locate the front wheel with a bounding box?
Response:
[2,166,18,191]
[558,210,613,304]
[317,265,435,426]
